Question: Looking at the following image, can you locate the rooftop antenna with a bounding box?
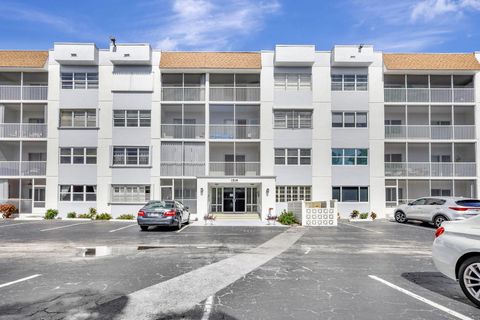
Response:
[110,36,117,52]
[358,44,364,53]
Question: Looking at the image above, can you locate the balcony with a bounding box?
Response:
[0,85,48,101]
[161,124,205,139]
[385,125,475,140]
[0,124,47,139]
[209,162,260,176]
[384,88,474,103]
[385,162,476,177]
[209,73,260,102]
[209,87,260,102]
[161,87,205,101]
[160,162,205,176]
[209,125,260,139]
[0,161,46,176]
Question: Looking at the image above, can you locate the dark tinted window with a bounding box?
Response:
[144,201,174,209]
[456,200,480,207]
[426,198,446,205]
[411,198,427,205]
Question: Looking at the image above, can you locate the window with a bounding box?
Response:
[61,72,98,89]
[276,186,312,202]
[273,110,312,129]
[274,73,312,90]
[331,112,368,128]
[331,148,368,165]
[60,110,96,128]
[112,147,150,166]
[60,148,96,164]
[331,74,368,91]
[384,154,402,162]
[59,185,97,202]
[274,148,311,165]
[332,186,369,202]
[113,110,151,127]
[111,185,151,203]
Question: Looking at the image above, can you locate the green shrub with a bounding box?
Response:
[95,212,112,220]
[359,212,369,219]
[66,212,77,219]
[88,207,97,216]
[350,210,360,219]
[370,211,377,220]
[77,213,93,219]
[117,214,135,220]
[278,210,298,225]
[44,209,58,220]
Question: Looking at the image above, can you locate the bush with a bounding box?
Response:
[0,204,17,219]
[44,209,58,220]
[350,210,360,219]
[77,213,93,219]
[88,207,97,217]
[117,214,135,220]
[67,212,77,219]
[95,212,112,220]
[370,211,377,220]
[359,212,369,219]
[277,210,298,225]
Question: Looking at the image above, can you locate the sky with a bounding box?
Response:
[0,0,480,52]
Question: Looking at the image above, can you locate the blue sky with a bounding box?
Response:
[1,0,480,52]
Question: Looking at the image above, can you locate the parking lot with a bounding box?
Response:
[0,219,478,320]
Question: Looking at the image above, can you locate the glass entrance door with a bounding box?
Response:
[223,188,234,212]
[215,187,247,213]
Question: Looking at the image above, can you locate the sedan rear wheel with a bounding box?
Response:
[433,215,447,228]
[395,211,407,223]
[459,257,480,307]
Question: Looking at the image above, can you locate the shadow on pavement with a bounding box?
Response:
[401,271,475,307]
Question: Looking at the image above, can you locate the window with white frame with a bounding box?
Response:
[332,112,367,128]
[332,186,369,202]
[331,74,368,91]
[112,147,150,166]
[273,110,313,129]
[275,148,311,165]
[276,186,312,202]
[60,148,96,164]
[61,72,98,89]
[274,73,312,90]
[332,148,368,165]
[113,110,151,127]
[60,110,97,128]
[111,185,151,203]
[59,185,97,202]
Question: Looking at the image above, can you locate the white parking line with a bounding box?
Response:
[339,222,383,234]
[369,275,473,320]
[109,224,137,233]
[176,225,190,233]
[201,295,214,320]
[40,222,91,232]
[0,274,41,289]
[0,221,42,228]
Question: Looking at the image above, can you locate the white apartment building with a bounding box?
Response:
[0,43,479,220]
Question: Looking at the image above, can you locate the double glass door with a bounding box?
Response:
[211,187,257,213]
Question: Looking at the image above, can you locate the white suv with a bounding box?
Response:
[394,197,480,228]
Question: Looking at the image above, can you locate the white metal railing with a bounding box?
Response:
[0,161,46,176]
[385,162,476,177]
[160,162,205,176]
[0,123,47,139]
[209,87,260,101]
[161,87,205,101]
[161,124,205,139]
[111,194,150,203]
[209,125,260,139]
[384,87,474,103]
[0,85,47,100]
[385,125,475,140]
[209,162,260,176]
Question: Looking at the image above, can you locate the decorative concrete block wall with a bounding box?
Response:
[288,200,338,226]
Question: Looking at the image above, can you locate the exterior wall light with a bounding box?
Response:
[200,188,204,196]
[266,188,270,196]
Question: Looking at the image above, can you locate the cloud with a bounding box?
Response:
[411,0,480,21]
[145,0,281,50]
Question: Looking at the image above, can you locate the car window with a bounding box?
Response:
[144,201,174,209]
[411,198,427,205]
[456,200,480,207]
[426,198,446,205]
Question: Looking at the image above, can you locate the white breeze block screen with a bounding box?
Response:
[288,200,338,227]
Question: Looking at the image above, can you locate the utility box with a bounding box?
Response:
[288,200,338,226]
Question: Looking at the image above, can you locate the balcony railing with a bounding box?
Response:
[384,88,474,103]
[209,87,260,102]
[385,125,475,140]
[209,125,260,139]
[209,162,260,176]
[161,87,205,101]
[0,85,48,100]
[0,161,47,176]
[385,162,476,177]
[160,162,205,176]
[0,123,47,139]
[161,124,205,139]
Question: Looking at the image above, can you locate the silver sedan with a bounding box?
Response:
[432,215,480,307]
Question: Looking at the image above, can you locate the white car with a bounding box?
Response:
[432,215,480,307]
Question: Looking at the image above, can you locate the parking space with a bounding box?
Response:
[0,220,478,319]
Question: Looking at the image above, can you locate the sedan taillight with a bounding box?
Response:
[449,207,469,211]
[137,210,145,217]
[435,226,445,238]
[164,210,176,217]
